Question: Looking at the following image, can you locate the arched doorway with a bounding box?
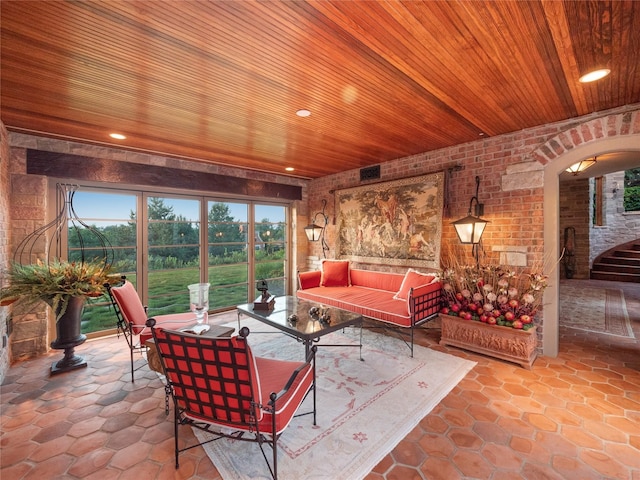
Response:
[542,132,640,356]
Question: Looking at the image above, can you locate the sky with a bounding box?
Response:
[70,190,285,223]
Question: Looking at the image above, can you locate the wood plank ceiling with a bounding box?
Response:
[1,1,639,179]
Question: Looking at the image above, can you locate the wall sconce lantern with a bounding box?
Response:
[304,199,330,258]
[452,176,488,266]
[565,156,597,175]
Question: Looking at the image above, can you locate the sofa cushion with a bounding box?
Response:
[320,260,351,287]
[393,269,436,301]
[349,269,404,292]
[297,286,412,327]
[299,270,321,289]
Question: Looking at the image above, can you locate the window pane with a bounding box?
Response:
[255,205,287,293]
[208,201,249,306]
[147,197,200,311]
[68,191,138,334]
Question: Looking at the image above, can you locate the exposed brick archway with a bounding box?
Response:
[532,110,639,166]
[539,108,640,357]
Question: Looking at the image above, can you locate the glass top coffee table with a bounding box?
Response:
[237,295,363,360]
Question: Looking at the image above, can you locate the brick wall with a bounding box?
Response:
[307,106,640,274]
[307,104,640,347]
[559,178,590,279]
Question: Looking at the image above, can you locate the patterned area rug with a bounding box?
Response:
[194,318,476,480]
[560,284,634,338]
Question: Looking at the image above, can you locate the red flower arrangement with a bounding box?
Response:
[440,264,548,330]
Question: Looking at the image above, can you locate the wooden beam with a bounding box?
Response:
[26,150,302,201]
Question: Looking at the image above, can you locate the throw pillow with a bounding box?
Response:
[320,260,351,287]
[393,268,436,301]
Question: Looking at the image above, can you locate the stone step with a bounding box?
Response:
[592,262,640,275]
[599,256,640,266]
[590,271,640,283]
[613,249,640,259]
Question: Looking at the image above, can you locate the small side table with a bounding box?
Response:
[145,324,235,373]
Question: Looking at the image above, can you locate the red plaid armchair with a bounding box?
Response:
[147,319,317,480]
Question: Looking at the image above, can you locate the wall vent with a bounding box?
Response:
[360,165,380,182]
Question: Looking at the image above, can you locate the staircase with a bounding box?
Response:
[591,240,640,283]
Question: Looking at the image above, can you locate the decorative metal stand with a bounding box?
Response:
[14,183,113,375]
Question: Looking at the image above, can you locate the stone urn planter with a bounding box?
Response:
[439,314,538,369]
[50,295,88,374]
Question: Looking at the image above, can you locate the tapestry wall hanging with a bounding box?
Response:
[336,172,444,268]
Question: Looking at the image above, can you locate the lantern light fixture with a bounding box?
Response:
[565,156,597,175]
[304,199,330,258]
[452,176,488,266]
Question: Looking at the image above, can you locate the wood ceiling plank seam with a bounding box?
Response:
[372,2,548,132]
[0,24,248,119]
[490,1,577,122]
[375,1,516,133]
[563,1,609,111]
[610,2,640,105]
[71,0,265,91]
[333,2,485,127]
[216,0,436,129]
[540,0,589,115]
[452,1,565,124]
[357,0,520,130]
[280,1,484,141]
[132,1,324,98]
[71,0,476,146]
[430,1,579,126]
[308,0,501,135]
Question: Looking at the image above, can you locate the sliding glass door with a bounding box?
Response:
[144,195,202,313]
[255,204,287,297]
[62,185,290,335]
[207,201,249,309]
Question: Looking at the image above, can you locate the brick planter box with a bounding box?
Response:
[439,314,537,369]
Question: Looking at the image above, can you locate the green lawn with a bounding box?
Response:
[82,261,284,333]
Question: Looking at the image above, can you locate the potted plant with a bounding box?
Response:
[439,260,548,369]
[0,258,117,373]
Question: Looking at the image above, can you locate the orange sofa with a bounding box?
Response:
[296,261,441,356]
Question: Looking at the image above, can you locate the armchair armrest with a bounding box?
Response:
[408,281,442,322]
[270,345,316,405]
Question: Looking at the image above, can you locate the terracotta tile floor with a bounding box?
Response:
[2,280,639,479]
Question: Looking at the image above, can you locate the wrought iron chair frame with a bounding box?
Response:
[147,319,317,480]
[105,276,147,382]
[105,276,195,382]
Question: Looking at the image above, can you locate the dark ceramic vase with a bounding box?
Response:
[50,295,87,374]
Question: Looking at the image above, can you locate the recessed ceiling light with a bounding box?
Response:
[285,167,295,172]
[579,68,611,83]
[109,133,126,140]
[296,109,311,117]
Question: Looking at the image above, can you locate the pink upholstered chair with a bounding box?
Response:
[147,319,316,479]
[105,276,196,382]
